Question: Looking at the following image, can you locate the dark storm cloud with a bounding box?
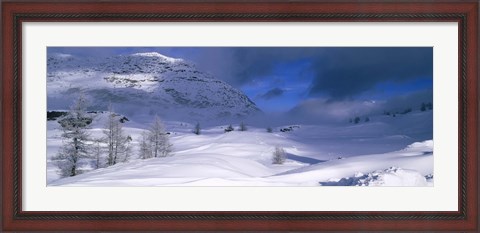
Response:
[187,47,320,86]
[259,88,285,100]
[183,47,433,100]
[307,47,433,100]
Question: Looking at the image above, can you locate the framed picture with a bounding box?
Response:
[2,0,478,231]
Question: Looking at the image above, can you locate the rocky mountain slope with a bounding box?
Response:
[47,52,261,122]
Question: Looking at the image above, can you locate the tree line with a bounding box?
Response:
[53,94,172,178]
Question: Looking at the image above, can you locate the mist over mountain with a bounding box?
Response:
[47,52,261,123]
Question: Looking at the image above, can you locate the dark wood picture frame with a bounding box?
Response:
[2,0,478,231]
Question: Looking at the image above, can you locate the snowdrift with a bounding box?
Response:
[48,111,433,186]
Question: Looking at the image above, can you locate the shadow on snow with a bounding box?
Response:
[286,153,325,165]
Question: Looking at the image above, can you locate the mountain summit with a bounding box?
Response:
[47,52,261,122]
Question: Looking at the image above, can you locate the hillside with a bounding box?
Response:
[47,52,261,123]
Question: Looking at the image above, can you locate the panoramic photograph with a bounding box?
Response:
[46,47,433,186]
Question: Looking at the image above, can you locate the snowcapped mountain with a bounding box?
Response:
[47,52,261,122]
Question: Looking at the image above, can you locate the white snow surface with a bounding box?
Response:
[319,167,431,186]
[47,111,433,186]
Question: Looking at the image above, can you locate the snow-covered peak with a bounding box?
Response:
[131,52,182,62]
[47,51,261,122]
[50,53,74,59]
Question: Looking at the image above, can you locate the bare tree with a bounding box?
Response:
[149,115,172,157]
[93,140,102,169]
[138,131,152,159]
[54,93,92,177]
[193,122,201,135]
[239,122,247,131]
[103,105,129,166]
[122,135,133,162]
[272,146,287,164]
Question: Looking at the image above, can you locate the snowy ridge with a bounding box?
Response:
[131,52,183,62]
[319,167,431,186]
[47,52,261,122]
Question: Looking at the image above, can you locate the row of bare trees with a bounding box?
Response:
[53,95,288,178]
[53,95,172,178]
[138,116,172,159]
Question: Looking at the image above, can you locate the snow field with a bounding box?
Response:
[47,112,433,186]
